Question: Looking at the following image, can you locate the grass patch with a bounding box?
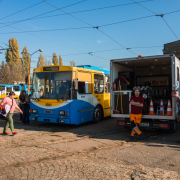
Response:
[14,162,21,167]
[38,157,49,162]
[169,163,177,167]
[50,135,61,137]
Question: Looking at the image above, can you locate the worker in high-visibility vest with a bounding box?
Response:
[129,88,144,140]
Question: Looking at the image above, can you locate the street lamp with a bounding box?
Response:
[22,49,43,95]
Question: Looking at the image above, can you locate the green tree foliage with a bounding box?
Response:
[5,37,21,64]
[70,60,75,67]
[37,54,45,67]
[52,52,58,65]
[59,55,63,65]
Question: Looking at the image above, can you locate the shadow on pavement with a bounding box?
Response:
[0,112,180,149]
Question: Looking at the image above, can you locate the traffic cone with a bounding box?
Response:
[148,100,155,115]
[158,100,164,115]
[165,100,172,116]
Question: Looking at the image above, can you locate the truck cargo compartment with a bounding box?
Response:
[110,55,179,120]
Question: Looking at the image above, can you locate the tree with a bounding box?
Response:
[5,37,20,64]
[37,54,45,67]
[59,55,63,65]
[44,57,48,66]
[48,59,52,65]
[70,60,75,67]
[22,46,30,78]
[1,61,5,68]
[52,52,58,65]
[5,49,12,63]
[0,62,24,84]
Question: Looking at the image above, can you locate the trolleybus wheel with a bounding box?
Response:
[93,106,102,123]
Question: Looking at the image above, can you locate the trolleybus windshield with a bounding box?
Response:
[32,71,72,100]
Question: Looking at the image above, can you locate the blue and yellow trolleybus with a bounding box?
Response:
[0,84,31,98]
[30,65,110,125]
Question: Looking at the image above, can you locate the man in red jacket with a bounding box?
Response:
[129,88,144,140]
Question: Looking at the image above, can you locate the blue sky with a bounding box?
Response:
[0,0,180,71]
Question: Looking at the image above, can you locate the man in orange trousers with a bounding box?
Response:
[129,88,144,140]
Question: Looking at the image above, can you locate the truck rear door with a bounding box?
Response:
[172,55,180,116]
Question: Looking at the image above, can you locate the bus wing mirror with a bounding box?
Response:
[73,79,78,90]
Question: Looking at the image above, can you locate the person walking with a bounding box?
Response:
[0,91,23,135]
[129,88,144,140]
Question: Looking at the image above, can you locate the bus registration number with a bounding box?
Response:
[140,123,149,127]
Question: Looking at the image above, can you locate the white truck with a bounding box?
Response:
[110,54,180,132]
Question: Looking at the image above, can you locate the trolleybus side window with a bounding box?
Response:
[13,86,20,91]
[0,86,5,91]
[78,72,92,94]
[78,81,92,94]
[94,74,104,94]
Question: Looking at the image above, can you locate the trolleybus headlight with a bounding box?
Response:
[59,111,65,115]
[59,111,67,115]
[32,109,38,113]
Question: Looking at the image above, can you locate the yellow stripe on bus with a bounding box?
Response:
[0,93,6,98]
[33,99,66,106]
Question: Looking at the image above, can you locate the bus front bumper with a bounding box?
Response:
[30,115,70,124]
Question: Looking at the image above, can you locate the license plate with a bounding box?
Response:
[44,119,50,122]
[140,123,149,127]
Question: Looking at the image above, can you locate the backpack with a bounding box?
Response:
[0,99,13,119]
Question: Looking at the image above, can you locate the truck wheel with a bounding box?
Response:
[93,106,102,123]
[169,121,177,133]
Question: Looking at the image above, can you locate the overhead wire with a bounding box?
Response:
[0,1,44,21]
[0,20,110,64]
[0,21,87,53]
[1,0,154,25]
[31,45,162,58]
[0,40,8,46]
[0,0,167,63]
[161,18,179,40]
[131,0,156,14]
[131,0,179,40]
[0,26,91,34]
[2,7,180,35]
[42,0,138,56]
[0,0,87,29]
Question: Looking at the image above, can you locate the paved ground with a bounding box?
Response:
[0,113,180,179]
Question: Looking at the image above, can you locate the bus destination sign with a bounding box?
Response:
[43,66,59,71]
